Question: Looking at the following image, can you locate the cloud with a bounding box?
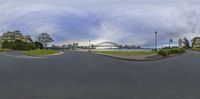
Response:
[0,0,200,47]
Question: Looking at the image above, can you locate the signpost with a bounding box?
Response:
[169,39,173,48]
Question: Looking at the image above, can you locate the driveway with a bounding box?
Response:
[0,51,200,99]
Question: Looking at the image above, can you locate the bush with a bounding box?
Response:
[158,48,186,57]
[158,49,170,57]
[2,40,37,51]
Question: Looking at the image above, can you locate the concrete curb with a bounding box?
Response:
[47,51,64,56]
[21,51,64,58]
[93,52,183,61]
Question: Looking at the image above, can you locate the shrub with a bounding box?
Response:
[158,49,170,57]
[2,40,37,51]
[158,48,185,57]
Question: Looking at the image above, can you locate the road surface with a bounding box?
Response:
[0,51,200,99]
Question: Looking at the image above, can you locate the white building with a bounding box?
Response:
[192,37,200,48]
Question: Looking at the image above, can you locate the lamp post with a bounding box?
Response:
[155,31,158,52]
[88,40,91,53]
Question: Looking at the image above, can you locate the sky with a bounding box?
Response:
[0,0,200,47]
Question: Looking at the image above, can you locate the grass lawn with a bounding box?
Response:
[192,48,200,52]
[96,51,156,55]
[0,49,11,52]
[23,49,60,56]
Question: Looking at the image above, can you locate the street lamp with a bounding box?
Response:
[88,40,91,52]
[155,31,158,52]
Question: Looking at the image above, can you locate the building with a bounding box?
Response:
[192,37,200,48]
[0,31,33,48]
[73,43,79,48]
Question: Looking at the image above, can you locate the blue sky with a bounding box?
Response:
[0,0,200,47]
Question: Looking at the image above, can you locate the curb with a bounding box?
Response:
[47,52,64,56]
[93,52,183,61]
[22,51,64,57]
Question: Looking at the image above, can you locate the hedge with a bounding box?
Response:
[2,40,37,51]
[158,48,186,57]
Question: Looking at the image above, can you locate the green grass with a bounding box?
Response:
[192,48,200,52]
[0,48,11,52]
[96,51,156,55]
[23,49,59,56]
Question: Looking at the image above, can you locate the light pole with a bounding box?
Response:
[88,40,91,52]
[155,31,158,52]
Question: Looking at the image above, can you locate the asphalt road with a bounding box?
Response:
[0,51,200,99]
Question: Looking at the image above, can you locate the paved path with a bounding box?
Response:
[0,51,200,99]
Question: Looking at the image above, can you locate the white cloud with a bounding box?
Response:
[0,0,200,47]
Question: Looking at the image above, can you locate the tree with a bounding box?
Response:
[34,41,43,49]
[183,37,190,49]
[192,37,200,48]
[37,33,54,48]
